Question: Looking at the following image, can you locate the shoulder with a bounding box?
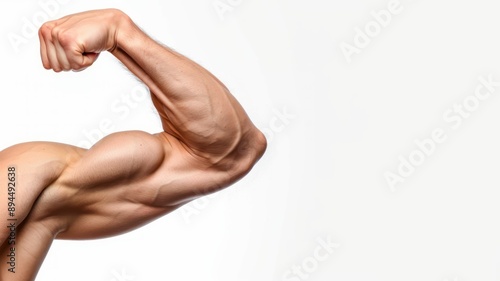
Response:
[0,141,82,178]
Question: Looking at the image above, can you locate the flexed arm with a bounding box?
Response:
[112,15,267,170]
[39,9,266,157]
[38,9,267,200]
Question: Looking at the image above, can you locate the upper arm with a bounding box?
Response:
[149,130,267,207]
[57,129,265,209]
[58,130,166,189]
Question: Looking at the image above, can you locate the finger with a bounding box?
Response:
[51,17,80,71]
[38,25,51,70]
[45,38,62,72]
[39,23,62,72]
[54,40,71,71]
[40,19,73,72]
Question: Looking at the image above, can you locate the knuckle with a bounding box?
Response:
[50,26,61,38]
[38,24,52,37]
[40,21,56,32]
[50,27,73,46]
[57,31,73,46]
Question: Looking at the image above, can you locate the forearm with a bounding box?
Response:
[111,13,260,160]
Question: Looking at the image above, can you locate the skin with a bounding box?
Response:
[0,9,266,281]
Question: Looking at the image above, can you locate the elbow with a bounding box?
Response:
[251,129,267,163]
[240,128,267,167]
[224,128,267,180]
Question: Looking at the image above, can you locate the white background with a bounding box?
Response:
[1,0,500,280]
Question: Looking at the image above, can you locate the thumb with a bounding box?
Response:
[77,52,100,71]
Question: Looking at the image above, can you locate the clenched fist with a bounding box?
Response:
[38,9,127,72]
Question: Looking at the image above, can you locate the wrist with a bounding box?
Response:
[111,9,144,54]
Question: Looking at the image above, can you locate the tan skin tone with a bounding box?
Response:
[0,9,266,280]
